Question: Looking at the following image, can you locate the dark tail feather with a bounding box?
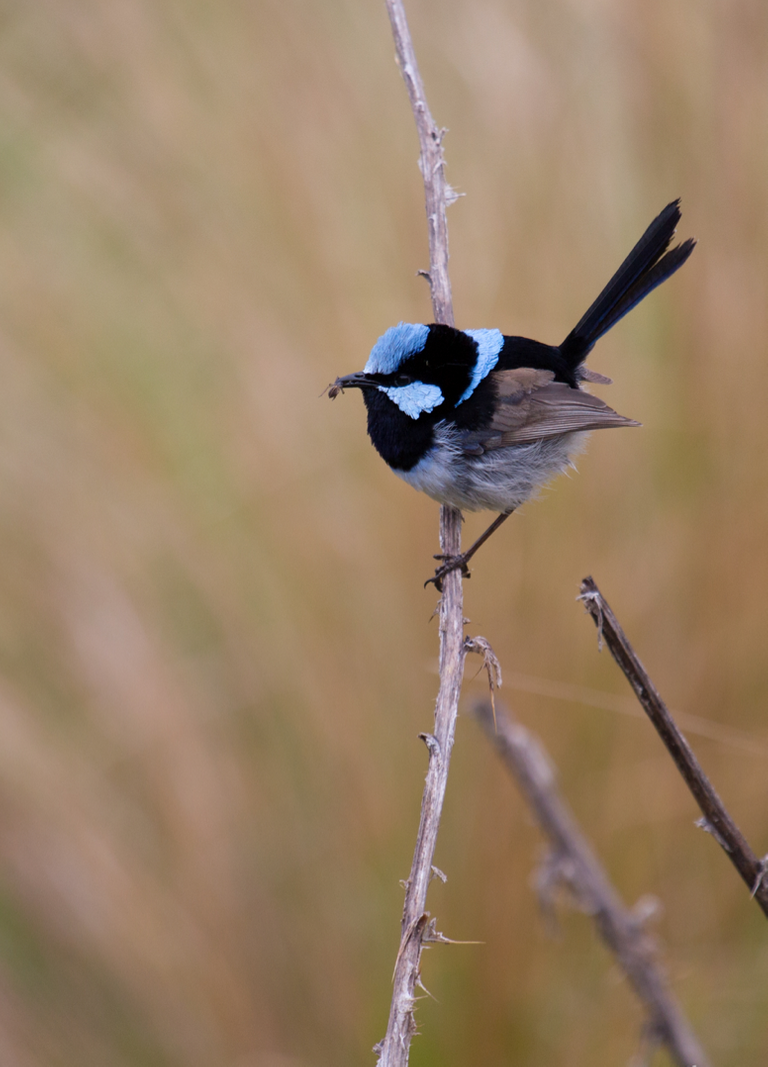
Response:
[559,200,696,368]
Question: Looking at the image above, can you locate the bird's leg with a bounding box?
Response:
[426,511,514,591]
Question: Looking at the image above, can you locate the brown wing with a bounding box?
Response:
[459,367,639,454]
[579,367,613,385]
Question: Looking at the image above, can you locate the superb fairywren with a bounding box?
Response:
[330,201,695,588]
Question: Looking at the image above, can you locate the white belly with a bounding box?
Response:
[396,422,589,512]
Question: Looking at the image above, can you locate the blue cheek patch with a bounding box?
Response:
[379,382,444,419]
[365,322,430,374]
[457,328,504,405]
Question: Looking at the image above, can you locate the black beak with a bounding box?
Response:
[328,372,380,398]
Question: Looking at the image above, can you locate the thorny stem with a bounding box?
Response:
[580,576,768,919]
[376,3,465,1065]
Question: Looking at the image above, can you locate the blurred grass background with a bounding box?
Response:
[0,0,765,1063]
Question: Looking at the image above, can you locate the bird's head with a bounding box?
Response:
[329,323,503,419]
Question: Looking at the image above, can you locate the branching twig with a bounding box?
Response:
[579,576,768,918]
[375,3,466,1065]
[475,699,710,1067]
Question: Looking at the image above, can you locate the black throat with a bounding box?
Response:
[361,388,435,471]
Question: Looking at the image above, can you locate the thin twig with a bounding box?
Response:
[579,576,768,918]
[475,699,710,1067]
[375,3,466,1065]
[383,0,454,327]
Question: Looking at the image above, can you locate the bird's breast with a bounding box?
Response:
[395,423,589,512]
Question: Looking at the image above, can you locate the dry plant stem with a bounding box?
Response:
[384,0,454,327]
[475,699,710,1067]
[580,576,768,919]
[378,508,465,1066]
[377,3,466,1065]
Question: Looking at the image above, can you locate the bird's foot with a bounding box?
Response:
[424,553,471,592]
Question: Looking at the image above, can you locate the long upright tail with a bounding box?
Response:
[559,200,696,369]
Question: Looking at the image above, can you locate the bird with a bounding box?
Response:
[329,200,695,589]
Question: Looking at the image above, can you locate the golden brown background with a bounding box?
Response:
[0,0,766,1064]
